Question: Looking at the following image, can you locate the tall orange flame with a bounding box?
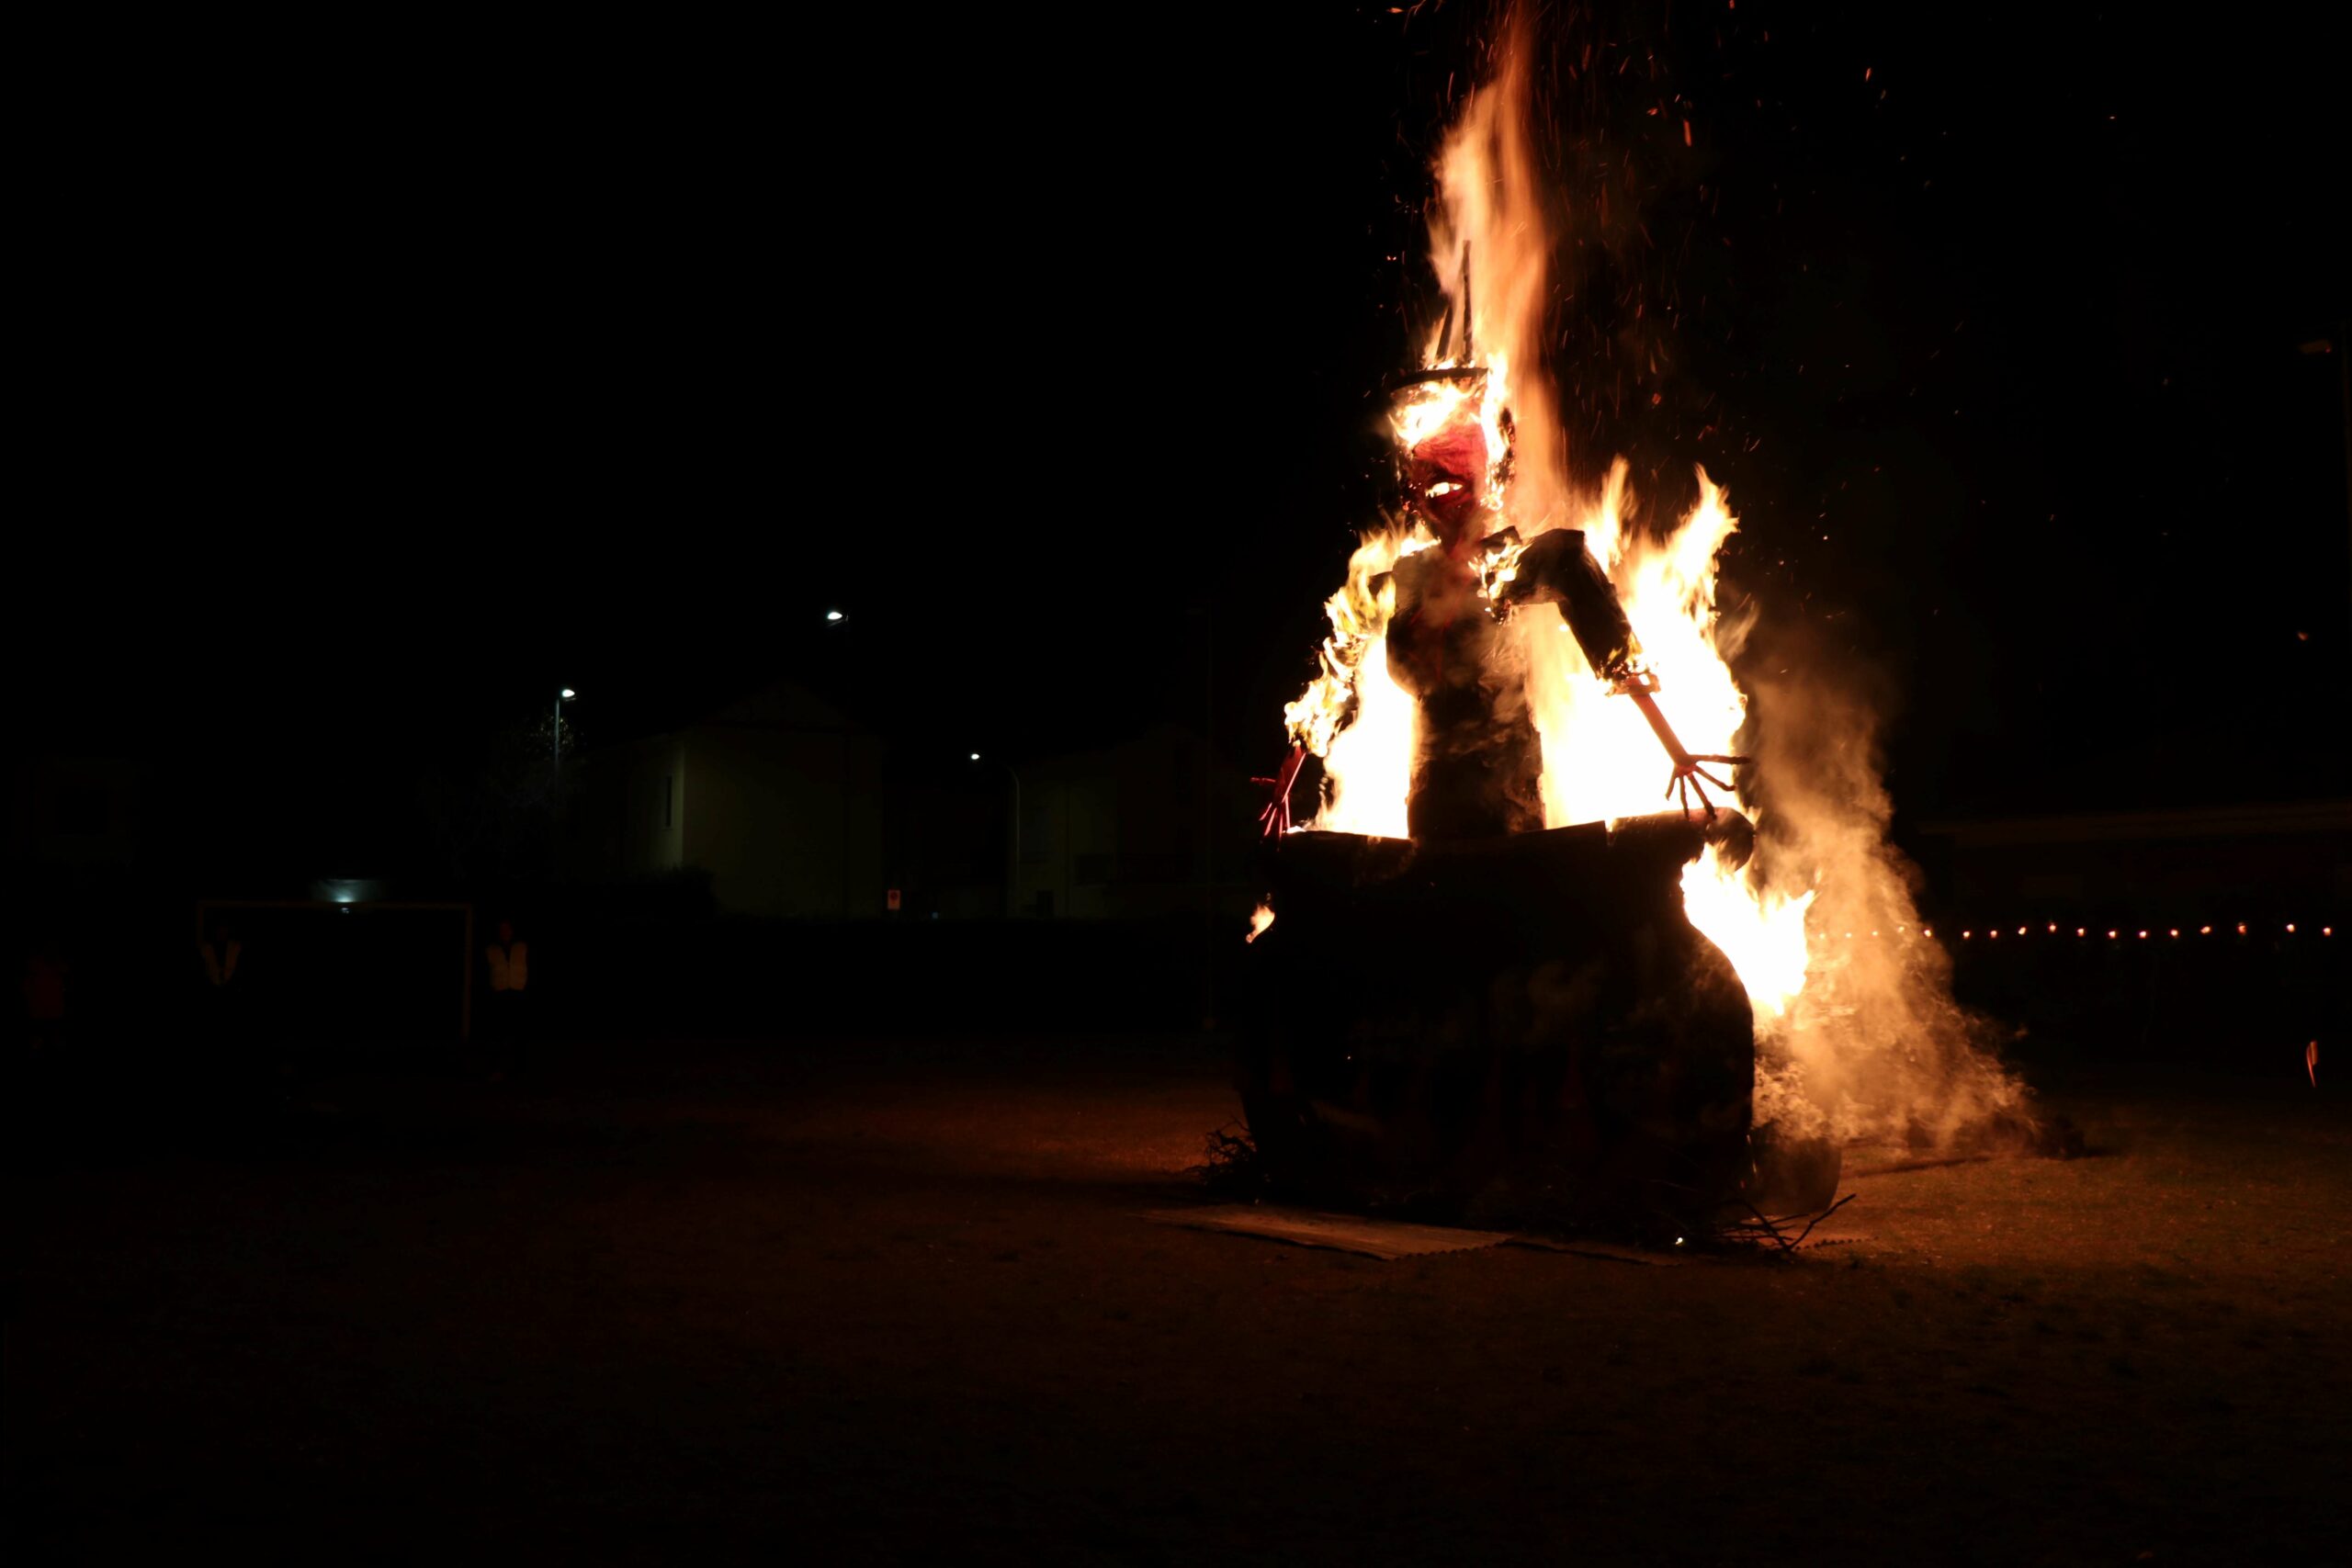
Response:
[1282,17,2023,1145]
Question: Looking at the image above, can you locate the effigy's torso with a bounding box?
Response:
[1385,548,1544,840]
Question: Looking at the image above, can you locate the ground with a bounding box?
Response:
[7,1037,2348,1565]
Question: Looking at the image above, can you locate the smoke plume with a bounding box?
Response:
[1740,655,2029,1146]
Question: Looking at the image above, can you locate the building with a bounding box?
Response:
[1008,722,1261,922]
[10,753,141,880]
[572,689,1264,927]
[1917,799,2352,921]
[572,681,885,918]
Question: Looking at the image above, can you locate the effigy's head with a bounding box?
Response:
[1404,418,1490,545]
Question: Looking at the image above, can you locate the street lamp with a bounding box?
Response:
[2301,325,2351,620]
[554,688,576,770]
[972,750,1023,916]
[825,609,845,623]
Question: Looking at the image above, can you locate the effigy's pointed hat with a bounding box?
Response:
[1384,243,1489,395]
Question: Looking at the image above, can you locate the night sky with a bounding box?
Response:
[23,3,2349,875]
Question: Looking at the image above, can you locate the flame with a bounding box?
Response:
[1283,529,1418,837]
[1246,903,1276,944]
[1292,454,1804,1017]
[1682,845,1812,1023]
[1425,36,1569,530]
[1524,463,1751,831]
[1283,23,1807,1024]
[1314,635,1417,838]
[1274,17,2033,1149]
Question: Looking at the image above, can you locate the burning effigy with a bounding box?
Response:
[1237,23,2029,1237]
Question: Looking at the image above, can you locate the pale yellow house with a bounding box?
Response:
[575,682,885,919]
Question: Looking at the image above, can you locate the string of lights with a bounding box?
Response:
[1894,922,2338,942]
[1791,924,2338,942]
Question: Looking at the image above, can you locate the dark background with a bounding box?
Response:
[11,23,2350,1560]
[18,1,2349,880]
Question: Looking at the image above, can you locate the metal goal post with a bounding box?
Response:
[193,899,475,1043]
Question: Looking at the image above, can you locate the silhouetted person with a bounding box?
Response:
[22,939,68,1056]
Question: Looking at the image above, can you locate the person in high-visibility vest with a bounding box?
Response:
[196,920,250,1087]
[484,918,530,1073]
[198,924,242,989]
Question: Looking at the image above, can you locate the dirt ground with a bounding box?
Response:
[7,1036,2348,1565]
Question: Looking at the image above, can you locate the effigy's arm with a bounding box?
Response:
[1492,528,1637,679]
[1495,528,1748,818]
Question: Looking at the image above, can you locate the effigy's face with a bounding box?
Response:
[1405,421,1490,545]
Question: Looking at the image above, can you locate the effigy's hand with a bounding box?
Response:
[1612,678,1750,820]
[1253,744,1306,839]
[1663,753,1752,820]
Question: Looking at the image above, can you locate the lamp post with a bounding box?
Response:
[553,688,576,772]
[972,751,1022,916]
[2301,326,2352,629]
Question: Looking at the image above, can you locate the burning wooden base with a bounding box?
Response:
[1238,811,1825,1238]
